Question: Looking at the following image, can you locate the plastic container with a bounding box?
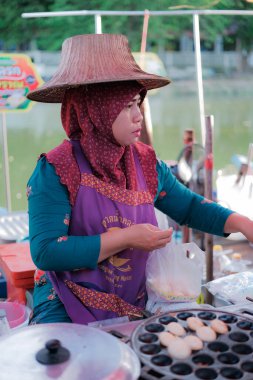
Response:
[213,244,232,277]
[0,269,7,299]
[0,310,10,336]
[0,302,30,329]
[0,242,36,304]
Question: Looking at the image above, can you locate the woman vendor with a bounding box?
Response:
[27,34,253,324]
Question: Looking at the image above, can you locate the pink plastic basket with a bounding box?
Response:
[0,302,27,328]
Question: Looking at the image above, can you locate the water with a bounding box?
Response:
[0,76,253,211]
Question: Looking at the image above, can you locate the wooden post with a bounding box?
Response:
[182,129,195,243]
[140,9,149,54]
[139,10,153,147]
[204,115,214,304]
[139,102,153,146]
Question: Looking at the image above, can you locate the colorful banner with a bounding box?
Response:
[0,54,43,112]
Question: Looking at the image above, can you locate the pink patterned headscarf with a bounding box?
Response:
[61,82,146,190]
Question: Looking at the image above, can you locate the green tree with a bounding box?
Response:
[1,0,253,52]
[0,0,53,50]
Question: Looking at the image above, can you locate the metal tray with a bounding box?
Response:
[0,212,28,243]
[131,308,253,379]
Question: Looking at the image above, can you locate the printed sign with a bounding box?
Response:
[133,52,167,95]
[0,54,43,112]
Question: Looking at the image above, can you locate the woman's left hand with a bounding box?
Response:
[241,219,253,243]
[224,213,253,243]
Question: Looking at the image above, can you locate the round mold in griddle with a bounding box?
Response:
[208,341,229,353]
[138,333,158,344]
[237,320,253,330]
[140,344,161,355]
[192,353,214,366]
[176,311,194,320]
[218,314,238,324]
[217,352,239,365]
[145,323,164,333]
[241,361,253,373]
[151,354,172,366]
[220,366,243,379]
[197,311,216,320]
[170,362,193,376]
[232,343,253,355]
[158,315,177,324]
[229,331,249,342]
[195,368,218,379]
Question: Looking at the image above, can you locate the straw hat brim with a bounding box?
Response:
[27,77,170,103]
[26,34,171,103]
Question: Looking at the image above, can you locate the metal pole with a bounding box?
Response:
[193,14,206,146]
[1,112,12,211]
[95,14,102,33]
[22,10,253,18]
[204,115,214,304]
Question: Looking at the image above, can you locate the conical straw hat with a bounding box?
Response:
[27,34,170,103]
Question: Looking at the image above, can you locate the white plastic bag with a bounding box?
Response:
[146,242,205,313]
[205,271,253,305]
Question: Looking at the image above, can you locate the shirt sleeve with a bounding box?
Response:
[27,156,100,271]
[154,159,234,236]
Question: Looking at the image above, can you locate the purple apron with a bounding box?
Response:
[48,140,157,324]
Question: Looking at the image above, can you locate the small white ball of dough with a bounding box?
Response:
[187,316,204,331]
[167,337,191,359]
[210,319,228,334]
[196,326,217,342]
[166,322,186,336]
[159,331,176,347]
[184,335,203,350]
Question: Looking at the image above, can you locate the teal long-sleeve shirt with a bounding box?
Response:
[27,156,233,272]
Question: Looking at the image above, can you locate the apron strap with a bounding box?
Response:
[65,280,143,318]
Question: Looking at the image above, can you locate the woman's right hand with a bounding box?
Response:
[125,224,173,251]
[99,224,173,262]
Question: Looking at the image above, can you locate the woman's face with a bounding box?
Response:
[112,94,143,146]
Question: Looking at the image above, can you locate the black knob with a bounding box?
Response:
[45,339,61,354]
[36,339,70,365]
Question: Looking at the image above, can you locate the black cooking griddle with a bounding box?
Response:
[131,308,253,379]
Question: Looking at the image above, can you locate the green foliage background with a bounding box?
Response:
[1,0,253,52]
